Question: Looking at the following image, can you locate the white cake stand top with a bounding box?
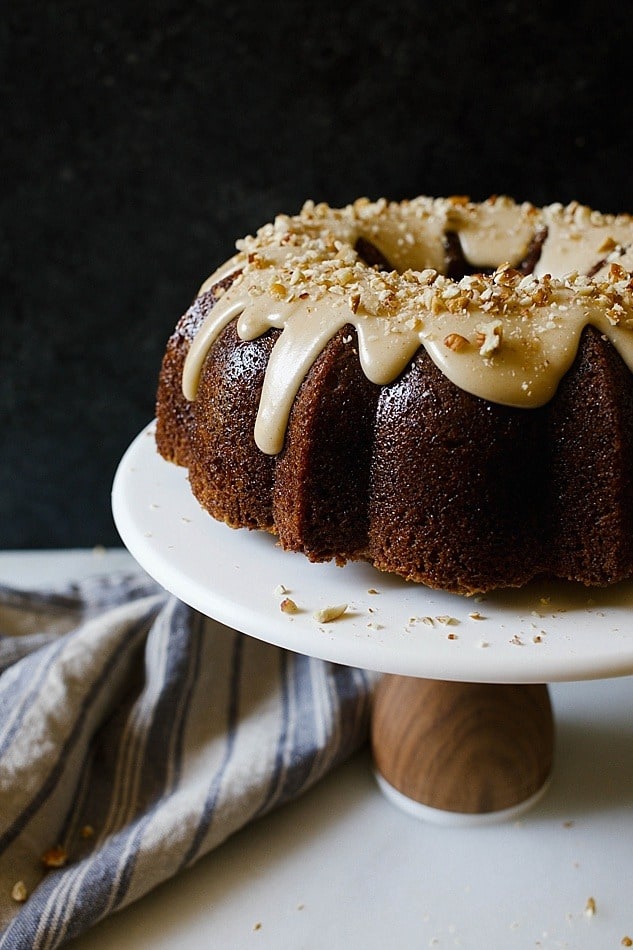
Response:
[112,423,633,684]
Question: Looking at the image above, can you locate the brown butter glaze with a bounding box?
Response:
[181,196,633,456]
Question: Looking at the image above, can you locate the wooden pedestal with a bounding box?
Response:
[371,675,554,816]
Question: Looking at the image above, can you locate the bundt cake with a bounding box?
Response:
[155,196,633,594]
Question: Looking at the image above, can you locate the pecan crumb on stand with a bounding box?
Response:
[11,881,28,903]
[313,604,348,623]
[41,845,68,869]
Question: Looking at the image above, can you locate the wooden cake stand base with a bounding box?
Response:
[371,676,554,822]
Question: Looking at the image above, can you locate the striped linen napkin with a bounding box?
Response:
[0,571,375,949]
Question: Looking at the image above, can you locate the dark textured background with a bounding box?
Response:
[2,0,633,548]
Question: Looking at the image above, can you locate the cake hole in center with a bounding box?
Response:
[355,227,550,281]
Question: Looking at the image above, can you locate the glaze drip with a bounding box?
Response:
[182,196,633,455]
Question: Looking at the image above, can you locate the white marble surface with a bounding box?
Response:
[2,549,633,949]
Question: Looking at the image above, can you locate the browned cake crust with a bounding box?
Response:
[155,197,633,594]
[156,282,278,532]
[547,325,633,584]
[366,344,547,591]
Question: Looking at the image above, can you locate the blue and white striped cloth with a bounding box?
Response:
[0,571,375,948]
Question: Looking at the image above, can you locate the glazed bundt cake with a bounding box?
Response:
[155,196,633,594]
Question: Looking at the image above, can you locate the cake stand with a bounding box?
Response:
[112,423,633,823]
